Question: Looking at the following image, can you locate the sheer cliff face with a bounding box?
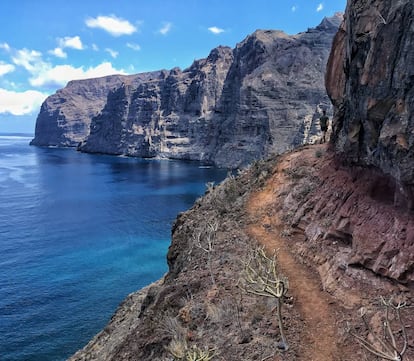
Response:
[80,47,234,162]
[326,0,414,191]
[214,17,341,167]
[32,16,341,167]
[29,74,147,147]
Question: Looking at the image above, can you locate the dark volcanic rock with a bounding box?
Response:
[29,74,147,147]
[213,16,342,167]
[326,0,414,204]
[33,16,341,167]
[79,46,234,163]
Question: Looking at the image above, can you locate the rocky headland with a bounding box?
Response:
[29,74,146,147]
[31,15,341,168]
[68,1,414,360]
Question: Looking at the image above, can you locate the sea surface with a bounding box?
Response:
[0,134,227,361]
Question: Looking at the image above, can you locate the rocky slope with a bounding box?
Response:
[67,1,414,359]
[32,15,341,167]
[326,0,414,208]
[69,145,414,361]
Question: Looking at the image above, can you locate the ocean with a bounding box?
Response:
[0,134,227,361]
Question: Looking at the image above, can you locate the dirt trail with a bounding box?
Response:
[246,150,340,361]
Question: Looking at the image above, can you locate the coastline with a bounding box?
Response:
[68,280,163,361]
[65,145,414,360]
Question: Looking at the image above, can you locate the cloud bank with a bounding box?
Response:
[9,45,126,88]
[0,88,47,115]
[29,62,126,88]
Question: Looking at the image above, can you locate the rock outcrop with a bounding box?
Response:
[326,0,414,206]
[29,74,148,147]
[32,15,341,167]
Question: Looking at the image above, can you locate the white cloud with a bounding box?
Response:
[58,35,84,50]
[316,3,324,12]
[0,43,11,52]
[85,15,137,36]
[49,47,67,58]
[49,36,83,58]
[9,45,127,89]
[11,48,44,73]
[158,22,172,35]
[92,43,99,51]
[208,26,225,35]
[126,42,141,51]
[105,48,118,58]
[0,88,48,115]
[29,62,127,88]
[0,62,15,76]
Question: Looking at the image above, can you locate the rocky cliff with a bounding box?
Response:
[29,74,149,147]
[66,3,414,359]
[79,46,234,163]
[32,15,341,167]
[326,0,414,207]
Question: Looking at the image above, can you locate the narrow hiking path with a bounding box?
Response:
[246,147,341,361]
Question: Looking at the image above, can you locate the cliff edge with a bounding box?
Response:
[32,15,341,168]
[69,145,413,361]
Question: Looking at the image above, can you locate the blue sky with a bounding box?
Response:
[0,0,346,133]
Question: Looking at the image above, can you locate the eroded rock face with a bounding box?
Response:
[33,15,341,167]
[326,0,414,200]
[280,148,414,285]
[79,47,234,163]
[214,16,342,167]
[29,74,148,147]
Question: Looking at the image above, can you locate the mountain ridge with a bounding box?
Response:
[31,15,341,168]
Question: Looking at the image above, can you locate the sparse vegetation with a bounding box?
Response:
[239,247,290,351]
[347,296,409,361]
[203,172,242,216]
[283,166,308,180]
[315,149,324,158]
[292,181,317,201]
[160,315,187,341]
[280,227,292,238]
[166,342,216,361]
[162,313,217,361]
[194,220,219,286]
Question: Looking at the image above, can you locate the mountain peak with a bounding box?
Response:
[317,12,344,30]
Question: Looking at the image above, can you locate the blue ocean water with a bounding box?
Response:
[0,134,227,361]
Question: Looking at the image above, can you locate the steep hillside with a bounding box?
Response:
[69,146,413,361]
[32,15,341,168]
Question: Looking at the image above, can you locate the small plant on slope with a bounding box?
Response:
[347,296,409,361]
[166,342,216,361]
[239,246,289,351]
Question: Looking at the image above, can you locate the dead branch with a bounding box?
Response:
[348,296,408,361]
